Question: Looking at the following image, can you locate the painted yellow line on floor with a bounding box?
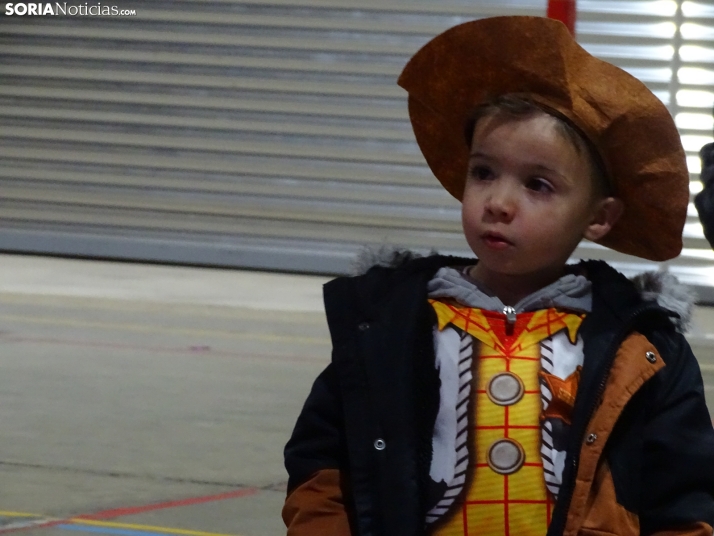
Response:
[0,314,329,345]
[70,519,242,536]
[0,512,244,536]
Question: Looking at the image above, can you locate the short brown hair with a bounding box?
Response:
[464,95,613,198]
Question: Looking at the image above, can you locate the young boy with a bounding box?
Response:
[283,16,714,536]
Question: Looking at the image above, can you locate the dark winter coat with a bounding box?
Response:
[283,255,714,536]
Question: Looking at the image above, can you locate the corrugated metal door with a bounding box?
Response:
[577,0,714,298]
[0,0,712,297]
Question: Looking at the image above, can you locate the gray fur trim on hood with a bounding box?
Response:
[631,271,695,332]
[350,246,429,276]
[351,247,695,333]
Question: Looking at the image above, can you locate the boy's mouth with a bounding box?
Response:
[482,232,513,249]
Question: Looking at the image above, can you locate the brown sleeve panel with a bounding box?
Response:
[650,523,714,536]
[579,461,639,535]
[282,468,352,536]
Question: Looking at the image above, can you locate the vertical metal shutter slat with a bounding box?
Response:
[0,0,712,300]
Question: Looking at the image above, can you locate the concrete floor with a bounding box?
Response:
[0,254,711,536]
[0,255,331,536]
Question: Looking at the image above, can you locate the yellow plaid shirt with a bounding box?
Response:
[429,300,584,536]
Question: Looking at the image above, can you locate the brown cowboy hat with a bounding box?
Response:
[398,16,689,261]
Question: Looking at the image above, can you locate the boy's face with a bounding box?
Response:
[462,112,618,291]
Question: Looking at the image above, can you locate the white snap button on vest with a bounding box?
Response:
[374,438,386,451]
[487,372,525,406]
[586,433,598,445]
[645,351,657,363]
[487,438,525,474]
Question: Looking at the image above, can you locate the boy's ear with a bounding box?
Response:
[584,197,624,242]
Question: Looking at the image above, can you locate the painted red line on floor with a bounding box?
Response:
[0,488,260,534]
[0,489,258,534]
[77,488,259,520]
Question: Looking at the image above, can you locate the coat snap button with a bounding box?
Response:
[645,351,657,363]
[373,438,386,451]
[586,433,598,445]
[358,322,370,331]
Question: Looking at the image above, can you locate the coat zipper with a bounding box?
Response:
[547,303,664,536]
[503,305,517,325]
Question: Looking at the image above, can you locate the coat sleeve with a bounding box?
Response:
[639,331,714,536]
[283,363,352,534]
[283,469,351,536]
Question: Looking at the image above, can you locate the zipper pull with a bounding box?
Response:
[503,305,517,325]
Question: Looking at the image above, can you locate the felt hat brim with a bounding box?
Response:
[398,16,689,261]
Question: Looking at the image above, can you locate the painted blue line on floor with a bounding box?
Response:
[56,524,173,536]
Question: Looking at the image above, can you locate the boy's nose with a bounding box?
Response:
[484,184,516,221]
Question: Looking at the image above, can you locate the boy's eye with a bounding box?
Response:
[470,165,493,181]
[526,177,554,193]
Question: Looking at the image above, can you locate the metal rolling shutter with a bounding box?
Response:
[0,0,712,298]
[576,0,714,300]
[674,0,714,299]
